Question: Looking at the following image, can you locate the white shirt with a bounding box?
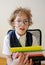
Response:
[15,30,26,46]
[2,31,39,55]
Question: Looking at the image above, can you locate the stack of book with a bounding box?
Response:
[10,46,44,57]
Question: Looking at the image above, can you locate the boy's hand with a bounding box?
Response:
[12,52,33,65]
[13,53,27,65]
[25,59,33,65]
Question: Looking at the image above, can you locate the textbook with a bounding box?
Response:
[10,46,44,57]
[10,46,43,52]
[10,46,45,61]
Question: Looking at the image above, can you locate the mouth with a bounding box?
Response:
[20,28,25,31]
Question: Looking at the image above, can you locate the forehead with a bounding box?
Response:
[16,12,28,19]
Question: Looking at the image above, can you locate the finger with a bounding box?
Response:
[25,60,29,65]
[29,59,32,65]
[18,53,23,59]
[14,52,19,58]
[24,54,28,64]
[18,53,25,63]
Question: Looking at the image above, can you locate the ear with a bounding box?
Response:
[12,21,15,26]
[11,21,15,29]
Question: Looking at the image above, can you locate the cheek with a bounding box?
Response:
[15,22,19,28]
[25,25,29,30]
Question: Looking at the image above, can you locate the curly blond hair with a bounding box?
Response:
[9,7,33,27]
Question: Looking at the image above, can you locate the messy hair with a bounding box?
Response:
[9,7,33,26]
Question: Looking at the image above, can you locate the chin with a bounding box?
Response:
[18,32,25,36]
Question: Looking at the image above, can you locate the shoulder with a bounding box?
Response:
[4,34,10,41]
[4,30,13,40]
[7,30,13,34]
[6,30,15,39]
[26,31,32,36]
[7,30,15,36]
[3,30,15,43]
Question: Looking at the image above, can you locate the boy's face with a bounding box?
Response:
[14,12,29,36]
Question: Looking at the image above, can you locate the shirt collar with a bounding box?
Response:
[15,30,26,40]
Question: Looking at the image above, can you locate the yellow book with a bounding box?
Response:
[10,46,43,52]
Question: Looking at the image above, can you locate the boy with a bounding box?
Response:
[2,7,38,65]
